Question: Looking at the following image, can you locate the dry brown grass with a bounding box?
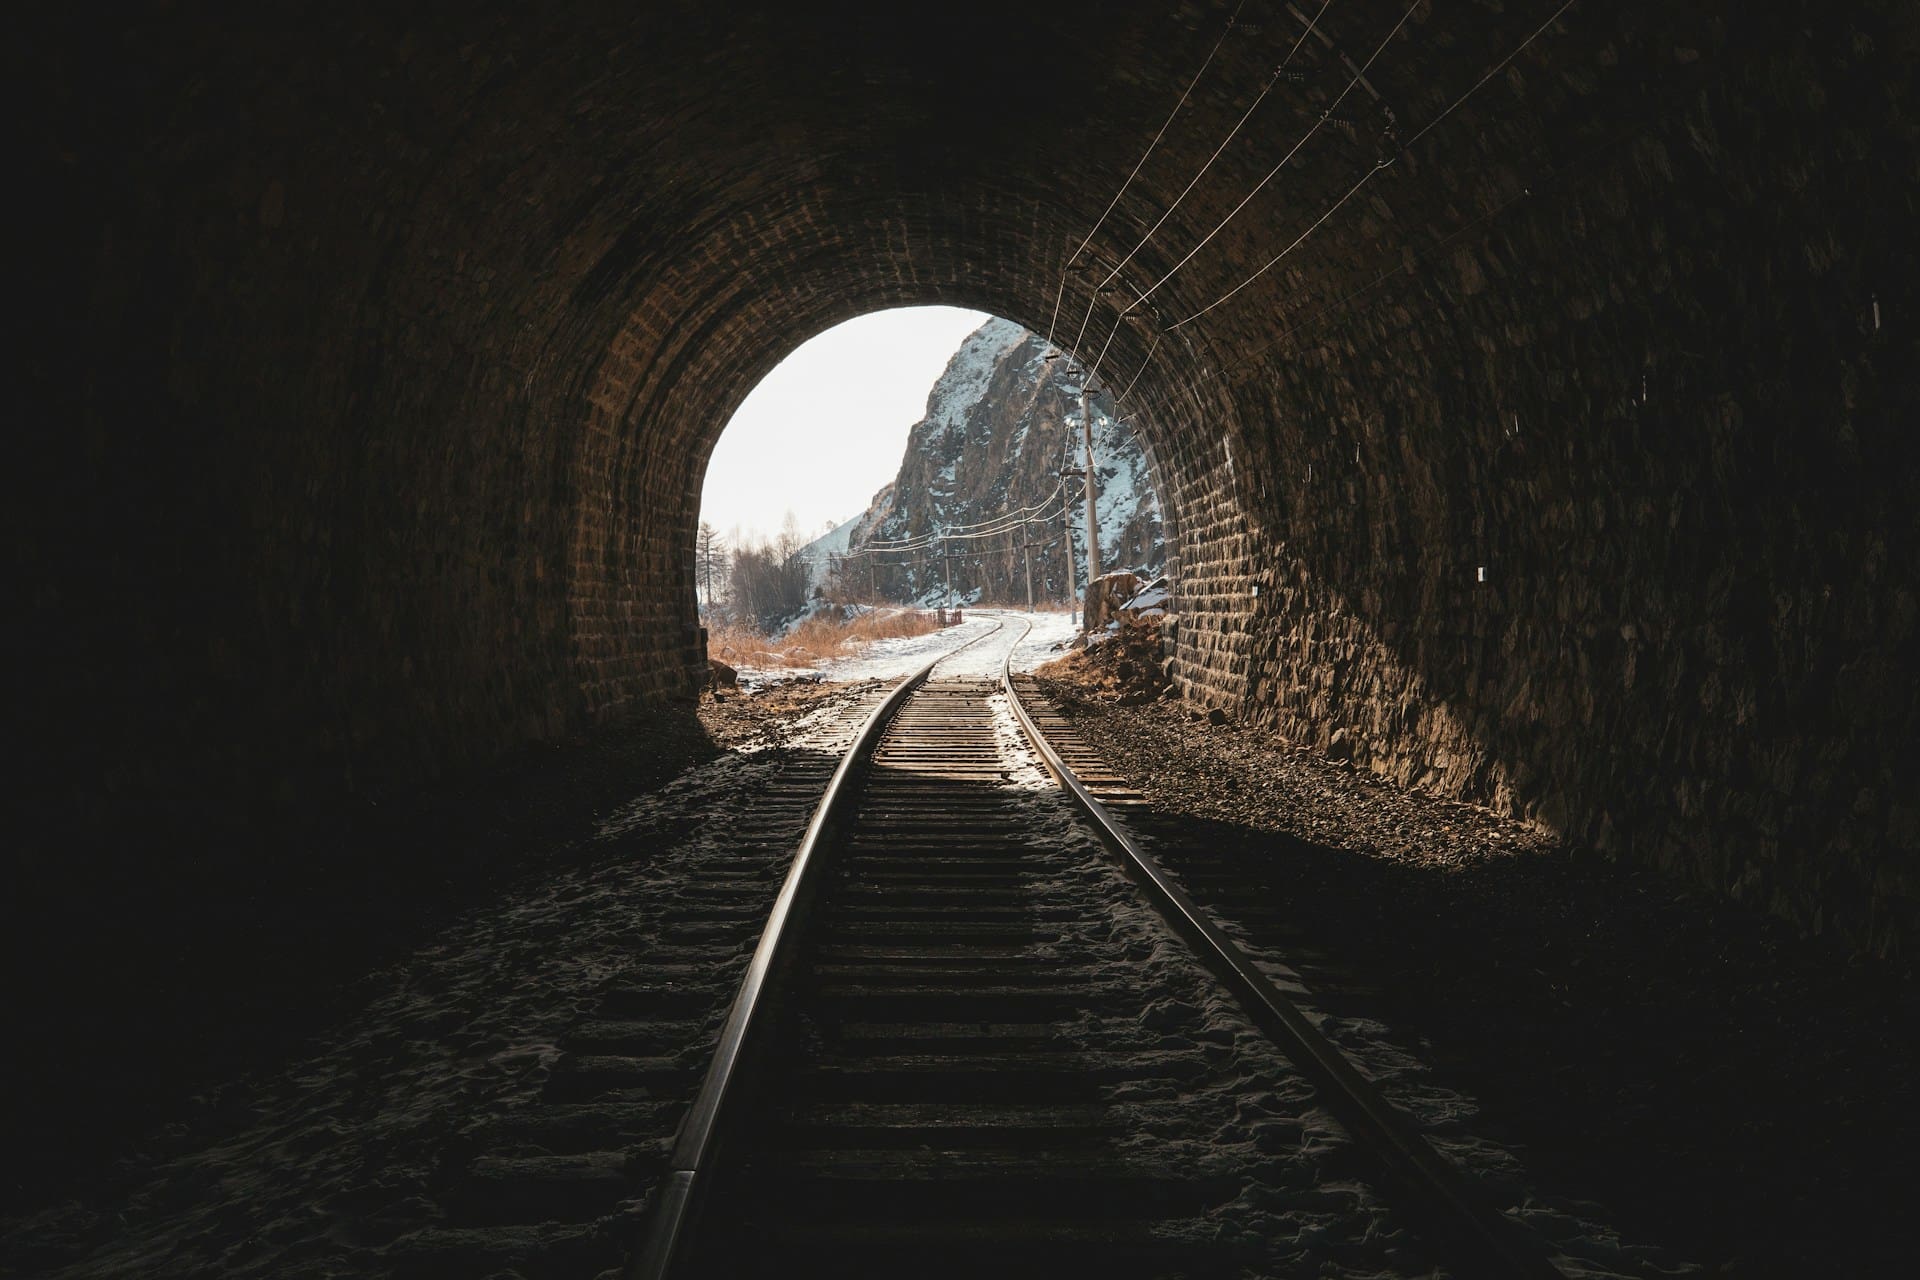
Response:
[1033,616,1173,706]
[707,607,948,669]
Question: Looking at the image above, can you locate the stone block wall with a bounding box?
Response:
[1148,3,1920,956]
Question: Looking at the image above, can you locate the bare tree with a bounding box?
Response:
[696,522,727,609]
[775,510,805,560]
[726,511,812,631]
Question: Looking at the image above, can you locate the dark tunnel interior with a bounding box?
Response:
[6,0,1918,1252]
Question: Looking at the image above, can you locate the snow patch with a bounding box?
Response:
[797,513,862,589]
[922,316,1026,438]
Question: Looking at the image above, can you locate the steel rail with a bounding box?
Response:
[628,618,1006,1280]
[999,657,1572,1280]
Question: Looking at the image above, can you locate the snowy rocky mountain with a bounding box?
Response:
[808,317,1163,606]
[800,512,861,593]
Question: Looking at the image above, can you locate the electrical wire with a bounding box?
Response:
[1066,0,1335,361]
[938,494,1072,543]
[860,479,1067,547]
[1114,332,1162,404]
[1227,174,1534,368]
[1081,312,1124,390]
[1045,0,1247,351]
[861,484,1064,546]
[1164,0,1580,331]
[825,490,1074,562]
[1166,162,1381,330]
[1232,29,1699,370]
[1120,0,1422,327]
[809,510,1065,573]
[1401,0,1578,153]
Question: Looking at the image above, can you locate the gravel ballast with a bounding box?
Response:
[1036,680,1919,1277]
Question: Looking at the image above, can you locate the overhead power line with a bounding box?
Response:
[1113,333,1163,405]
[1066,0,1337,361]
[1118,0,1424,327]
[860,479,1068,548]
[824,487,1077,563]
[1164,0,1581,331]
[1045,0,1248,351]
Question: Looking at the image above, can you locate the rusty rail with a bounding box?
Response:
[628,619,1006,1279]
[632,612,1566,1277]
[998,651,1571,1280]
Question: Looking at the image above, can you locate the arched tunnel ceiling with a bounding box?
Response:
[12,0,1920,960]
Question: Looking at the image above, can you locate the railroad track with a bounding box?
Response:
[5,619,1631,1280]
[629,618,1574,1279]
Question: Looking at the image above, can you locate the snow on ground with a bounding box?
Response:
[931,609,1079,678]
[729,608,1079,691]
[1,692,894,1279]
[973,697,1442,1277]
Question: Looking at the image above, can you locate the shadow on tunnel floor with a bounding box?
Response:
[0,700,722,1218]
[1129,804,1920,1277]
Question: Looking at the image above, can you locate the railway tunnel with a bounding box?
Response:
[8,0,1918,1212]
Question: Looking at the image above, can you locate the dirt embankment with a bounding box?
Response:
[696,678,872,751]
[1033,617,1174,706]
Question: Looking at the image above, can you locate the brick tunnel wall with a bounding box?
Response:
[9,0,1918,971]
[1154,5,1920,956]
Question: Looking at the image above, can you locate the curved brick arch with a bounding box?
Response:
[567,266,1189,722]
[14,0,1920,967]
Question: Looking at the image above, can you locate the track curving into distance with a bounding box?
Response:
[631,614,1574,1278]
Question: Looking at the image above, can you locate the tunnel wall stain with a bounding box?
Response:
[8,0,1918,975]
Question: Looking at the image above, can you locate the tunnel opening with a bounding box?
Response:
[692,305,1172,656]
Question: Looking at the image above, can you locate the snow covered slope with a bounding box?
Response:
[814,318,1163,605]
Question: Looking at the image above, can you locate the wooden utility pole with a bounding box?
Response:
[868,553,877,608]
[1060,476,1080,624]
[942,536,954,612]
[1020,520,1034,612]
[1080,380,1103,617]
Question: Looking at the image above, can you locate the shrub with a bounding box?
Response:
[707,607,948,670]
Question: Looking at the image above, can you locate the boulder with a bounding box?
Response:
[1085,570,1142,632]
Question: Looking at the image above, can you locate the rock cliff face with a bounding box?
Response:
[817,318,1163,605]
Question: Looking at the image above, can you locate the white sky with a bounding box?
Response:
[699,305,992,547]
